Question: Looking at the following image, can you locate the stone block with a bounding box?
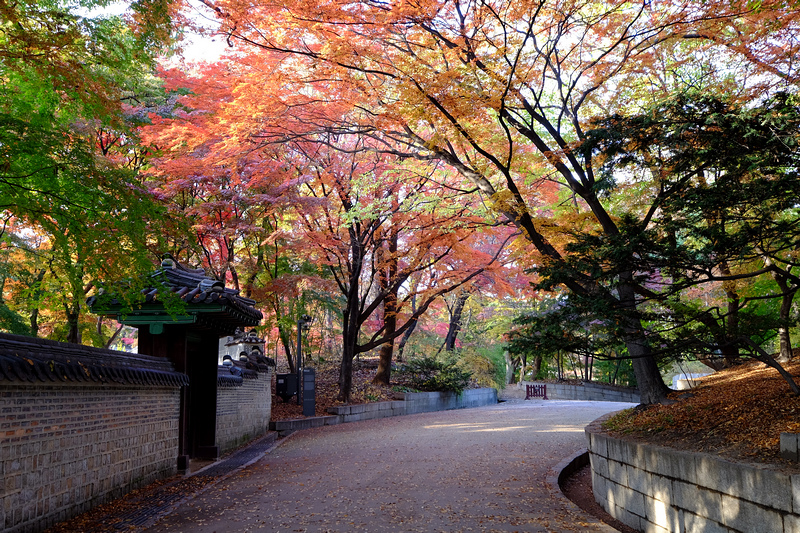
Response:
[592,472,609,507]
[644,493,678,531]
[608,458,629,487]
[682,511,729,533]
[720,493,783,533]
[617,484,646,518]
[607,436,629,464]
[646,446,676,478]
[793,474,800,514]
[672,480,722,524]
[590,453,609,479]
[786,514,800,533]
[627,440,647,469]
[626,463,652,494]
[737,464,792,512]
[782,433,800,462]
[613,504,644,532]
[695,454,737,493]
[588,431,609,458]
[641,519,670,533]
[349,404,366,414]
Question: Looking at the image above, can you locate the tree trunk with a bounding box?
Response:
[531,354,542,380]
[278,324,295,373]
[626,333,670,404]
[374,223,398,385]
[504,351,515,384]
[396,293,418,361]
[773,273,796,363]
[719,261,740,366]
[338,225,365,402]
[28,268,46,337]
[339,303,360,401]
[65,308,81,344]
[615,278,670,403]
[29,308,40,337]
[443,291,470,352]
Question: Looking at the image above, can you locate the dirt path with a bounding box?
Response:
[145,400,631,533]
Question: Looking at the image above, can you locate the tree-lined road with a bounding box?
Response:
[146,401,630,533]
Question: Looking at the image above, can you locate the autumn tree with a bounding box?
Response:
[187,0,800,402]
[0,0,183,341]
[561,91,800,393]
[294,140,511,400]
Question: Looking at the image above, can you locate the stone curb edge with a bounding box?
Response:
[546,449,619,533]
[126,432,296,531]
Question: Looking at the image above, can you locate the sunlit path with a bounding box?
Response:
[146,401,630,533]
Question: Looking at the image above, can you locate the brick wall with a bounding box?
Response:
[586,416,800,533]
[216,369,272,454]
[1,383,181,533]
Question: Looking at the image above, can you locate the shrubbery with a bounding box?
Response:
[396,355,473,394]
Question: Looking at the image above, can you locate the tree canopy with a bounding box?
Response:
[4,0,800,401]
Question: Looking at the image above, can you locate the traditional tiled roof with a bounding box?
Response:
[0,333,188,386]
[217,366,244,387]
[88,255,263,334]
[217,356,264,387]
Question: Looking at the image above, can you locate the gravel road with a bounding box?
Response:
[145,400,632,533]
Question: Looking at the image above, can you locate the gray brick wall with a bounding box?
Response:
[216,369,272,454]
[1,383,180,533]
[586,417,800,533]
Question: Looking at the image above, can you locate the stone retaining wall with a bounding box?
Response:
[330,388,498,421]
[216,369,272,454]
[585,417,800,533]
[270,388,498,436]
[509,381,640,403]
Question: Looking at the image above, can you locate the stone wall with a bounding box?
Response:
[510,381,640,403]
[330,388,498,422]
[585,417,800,533]
[216,369,272,454]
[0,333,187,533]
[270,388,498,435]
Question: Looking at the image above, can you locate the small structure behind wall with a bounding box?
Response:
[216,329,275,453]
[89,255,265,464]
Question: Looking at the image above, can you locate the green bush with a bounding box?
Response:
[457,346,505,389]
[397,355,472,394]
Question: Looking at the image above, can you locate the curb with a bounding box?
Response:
[106,432,293,531]
[546,449,619,533]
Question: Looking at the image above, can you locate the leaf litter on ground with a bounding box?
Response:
[602,358,800,470]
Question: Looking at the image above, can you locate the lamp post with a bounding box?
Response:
[296,315,312,405]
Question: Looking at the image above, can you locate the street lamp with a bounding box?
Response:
[296,314,312,405]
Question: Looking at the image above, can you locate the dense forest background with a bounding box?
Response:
[3,0,800,402]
